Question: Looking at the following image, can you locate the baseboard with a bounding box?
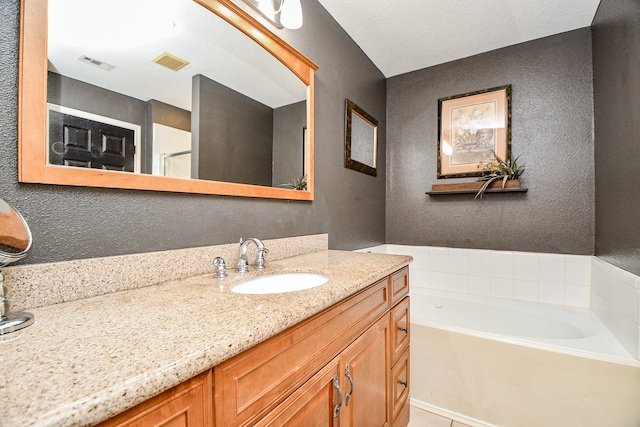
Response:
[409,398,498,427]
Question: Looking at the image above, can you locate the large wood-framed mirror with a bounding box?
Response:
[18,0,317,200]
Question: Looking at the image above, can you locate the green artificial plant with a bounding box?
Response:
[475,152,524,199]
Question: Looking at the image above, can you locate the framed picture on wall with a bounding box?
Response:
[345,99,378,177]
[437,85,511,178]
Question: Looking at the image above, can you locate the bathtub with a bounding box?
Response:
[410,289,640,427]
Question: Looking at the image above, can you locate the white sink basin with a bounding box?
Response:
[230,273,329,294]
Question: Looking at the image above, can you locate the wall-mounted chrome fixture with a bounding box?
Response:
[0,197,34,334]
[238,0,303,29]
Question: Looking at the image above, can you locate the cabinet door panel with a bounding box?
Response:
[340,314,390,427]
[256,358,341,427]
[391,347,410,425]
[390,297,410,364]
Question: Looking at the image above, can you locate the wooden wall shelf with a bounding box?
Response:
[426,179,528,196]
[426,188,528,196]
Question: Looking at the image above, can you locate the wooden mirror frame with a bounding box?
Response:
[18,0,318,200]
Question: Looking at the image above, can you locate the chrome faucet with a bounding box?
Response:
[236,237,268,273]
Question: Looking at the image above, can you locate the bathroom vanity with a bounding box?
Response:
[0,249,411,426]
[99,266,409,427]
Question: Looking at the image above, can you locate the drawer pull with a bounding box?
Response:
[345,364,354,406]
[333,374,343,418]
[399,327,408,333]
[399,380,408,388]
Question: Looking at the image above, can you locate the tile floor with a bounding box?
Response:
[408,405,472,427]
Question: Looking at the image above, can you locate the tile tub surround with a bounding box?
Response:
[359,245,592,308]
[359,244,640,359]
[591,257,640,359]
[1,234,328,312]
[0,250,412,427]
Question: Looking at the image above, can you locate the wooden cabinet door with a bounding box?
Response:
[339,314,390,427]
[256,357,341,427]
[390,347,410,426]
[97,370,212,427]
[390,297,410,364]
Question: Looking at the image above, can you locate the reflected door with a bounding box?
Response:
[48,110,135,171]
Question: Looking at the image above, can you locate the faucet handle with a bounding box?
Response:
[255,247,269,270]
[213,257,228,278]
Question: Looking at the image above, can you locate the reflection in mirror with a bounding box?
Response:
[0,197,34,334]
[345,99,378,177]
[0,199,32,262]
[47,0,307,188]
[19,0,317,200]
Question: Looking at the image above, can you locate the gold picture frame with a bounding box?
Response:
[437,85,511,178]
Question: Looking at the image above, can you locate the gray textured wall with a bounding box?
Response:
[47,72,148,131]
[592,0,640,276]
[386,29,595,255]
[148,100,191,133]
[273,101,306,187]
[192,74,273,185]
[0,0,386,264]
[282,3,388,251]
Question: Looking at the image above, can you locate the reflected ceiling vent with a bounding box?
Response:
[152,52,190,72]
[78,55,115,71]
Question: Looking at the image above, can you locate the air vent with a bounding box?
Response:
[152,52,189,72]
[78,55,115,71]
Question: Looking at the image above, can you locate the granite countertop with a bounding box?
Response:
[0,250,411,427]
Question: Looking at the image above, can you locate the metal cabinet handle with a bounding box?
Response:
[333,374,343,418]
[344,364,354,406]
[399,327,408,333]
[399,380,408,388]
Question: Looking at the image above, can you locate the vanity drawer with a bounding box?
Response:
[389,267,409,305]
[390,296,410,364]
[214,277,389,427]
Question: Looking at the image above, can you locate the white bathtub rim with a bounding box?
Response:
[414,319,639,367]
[410,288,639,367]
[412,287,596,339]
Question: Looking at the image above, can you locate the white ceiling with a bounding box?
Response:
[316,0,602,77]
[48,0,306,111]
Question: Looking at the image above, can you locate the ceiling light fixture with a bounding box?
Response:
[278,0,303,29]
[238,0,303,29]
